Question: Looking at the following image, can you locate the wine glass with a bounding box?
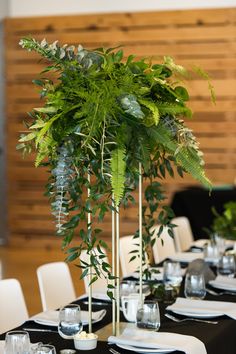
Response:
[4,330,31,354]
[58,304,83,339]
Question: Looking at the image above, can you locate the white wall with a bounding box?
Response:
[9,0,236,17]
[0,0,9,20]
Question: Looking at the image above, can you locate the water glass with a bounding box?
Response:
[136,300,160,331]
[163,261,183,290]
[214,234,226,255]
[217,254,236,277]
[58,304,83,339]
[120,281,137,296]
[4,330,31,354]
[33,344,56,354]
[184,273,206,300]
[203,243,220,264]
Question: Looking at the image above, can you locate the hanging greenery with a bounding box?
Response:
[18,38,212,294]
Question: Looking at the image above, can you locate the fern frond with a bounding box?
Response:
[157,102,192,118]
[110,147,126,206]
[146,124,211,189]
[139,99,160,127]
[35,134,56,167]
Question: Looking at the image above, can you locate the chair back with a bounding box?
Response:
[80,247,109,294]
[0,278,29,334]
[37,262,76,311]
[152,225,176,263]
[172,216,194,251]
[120,235,145,277]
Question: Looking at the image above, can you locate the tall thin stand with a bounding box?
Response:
[139,163,143,305]
[87,172,92,333]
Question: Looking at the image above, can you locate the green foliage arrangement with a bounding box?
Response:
[18,37,211,294]
[212,202,236,240]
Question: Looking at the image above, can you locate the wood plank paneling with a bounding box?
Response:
[4,8,236,245]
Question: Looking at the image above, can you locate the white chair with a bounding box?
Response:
[172,216,194,251]
[151,225,176,264]
[120,235,148,277]
[0,278,29,334]
[37,262,76,311]
[80,247,109,294]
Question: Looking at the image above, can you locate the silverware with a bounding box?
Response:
[82,301,110,306]
[165,313,218,324]
[109,349,121,354]
[23,327,58,333]
[206,288,236,296]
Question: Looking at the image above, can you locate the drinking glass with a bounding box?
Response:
[120,281,137,297]
[214,233,226,255]
[184,273,206,300]
[58,304,83,339]
[136,300,160,331]
[203,243,220,264]
[217,254,235,277]
[33,344,56,354]
[4,330,31,354]
[163,260,183,292]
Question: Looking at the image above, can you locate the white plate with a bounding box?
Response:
[117,343,174,353]
[32,309,106,327]
[209,281,236,292]
[171,309,223,319]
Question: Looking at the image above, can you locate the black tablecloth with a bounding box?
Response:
[1,291,236,354]
[170,186,236,238]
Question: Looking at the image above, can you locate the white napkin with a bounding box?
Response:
[209,275,236,291]
[108,328,206,354]
[169,252,203,263]
[167,297,236,319]
[30,309,106,326]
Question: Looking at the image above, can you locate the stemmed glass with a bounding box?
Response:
[58,304,83,339]
[4,330,31,354]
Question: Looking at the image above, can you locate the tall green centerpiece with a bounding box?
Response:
[18,37,212,333]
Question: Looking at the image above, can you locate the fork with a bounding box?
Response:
[109,348,121,354]
[165,313,218,324]
[206,288,236,296]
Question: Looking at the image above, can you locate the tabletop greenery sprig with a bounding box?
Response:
[18,37,212,295]
[211,201,236,241]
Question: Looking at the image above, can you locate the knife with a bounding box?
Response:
[23,327,58,333]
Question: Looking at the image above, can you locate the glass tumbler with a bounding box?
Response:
[136,300,160,331]
[217,254,236,277]
[58,304,83,339]
[163,261,183,291]
[4,330,31,354]
[184,273,206,300]
[33,344,56,354]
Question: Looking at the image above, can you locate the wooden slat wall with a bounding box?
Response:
[4,8,236,246]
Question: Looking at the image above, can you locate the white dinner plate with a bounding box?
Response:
[117,343,174,353]
[32,309,106,326]
[209,281,236,292]
[171,309,224,319]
